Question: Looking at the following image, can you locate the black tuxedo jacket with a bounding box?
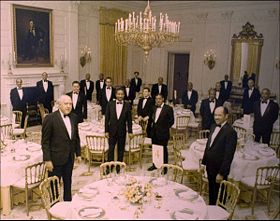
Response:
[137,97,154,118]
[105,100,132,137]
[66,92,87,123]
[151,84,168,101]
[41,111,81,166]
[202,123,237,177]
[95,80,105,102]
[100,87,115,115]
[220,80,232,100]
[242,88,261,114]
[182,90,198,113]
[216,90,227,105]
[124,86,136,103]
[253,100,279,133]
[150,104,174,145]
[130,77,142,92]
[36,80,54,112]
[10,88,27,112]
[80,79,94,101]
[200,99,222,130]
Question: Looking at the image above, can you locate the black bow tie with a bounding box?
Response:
[63,114,69,118]
[216,124,221,128]
[261,101,267,104]
[43,80,47,82]
[17,88,22,90]
[210,100,215,103]
[117,101,123,104]
[74,92,78,94]
[107,87,111,90]
[157,105,162,108]
[100,80,103,82]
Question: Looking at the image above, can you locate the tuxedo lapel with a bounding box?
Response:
[55,111,71,140]
[210,124,227,148]
[263,101,272,117]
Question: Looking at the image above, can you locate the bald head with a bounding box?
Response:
[58,95,72,115]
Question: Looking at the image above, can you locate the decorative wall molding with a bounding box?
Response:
[221,11,234,21]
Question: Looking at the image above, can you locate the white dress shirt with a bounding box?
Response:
[142,98,148,109]
[59,110,72,139]
[209,100,216,113]
[72,92,78,109]
[216,91,220,100]
[17,88,23,100]
[100,81,104,89]
[155,103,164,123]
[260,100,270,116]
[86,80,90,90]
[158,85,162,94]
[187,90,192,100]
[135,78,138,86]
[209,121,227,147]
[248,88,254,98]
[126,87,130,97]
[224,81,228,90]
[43,80,48,92]
[116,100,123,119]
[106,87,112,101]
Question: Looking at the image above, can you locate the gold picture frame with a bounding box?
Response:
[13,4,53,67]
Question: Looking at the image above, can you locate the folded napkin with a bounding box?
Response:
[80,208,102,218]
[174,210,198,220]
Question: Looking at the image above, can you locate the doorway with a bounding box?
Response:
[167,53,190,103]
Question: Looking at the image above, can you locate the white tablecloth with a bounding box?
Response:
[172,107,198,129]
[187,139,278,181]
[69,176,207,220]
[87,102,102,121]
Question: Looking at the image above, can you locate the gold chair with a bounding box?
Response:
[233,125,247,140]
[39,176,71,220]
[270,131,280,155]
[173,115,190,135]
[198,159,208,196]
[85,135,108,175]
[99,161,126,180]
[160,164,184,183]
[38,103,49,124]
[125,133,144,170]
[12,111,23,128]
[198,129,210,139]
[206,180,240,220]
[268,173,280,215]
[0,123,12,142]
[11,162,47,216]
[138,120,148,135]
[12,115,29,139]
[240,165,280,216]
[173,134,187,150]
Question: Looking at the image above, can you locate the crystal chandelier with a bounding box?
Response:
[115,0,180,58]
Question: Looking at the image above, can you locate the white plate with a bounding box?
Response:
[78,206,105,219]
[171,209,198,220]
[175,190,198,201]
[13,154,31,161]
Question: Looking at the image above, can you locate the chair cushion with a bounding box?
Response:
[206,205,229,220]
[49,201,72,219]
[182,160,199,171]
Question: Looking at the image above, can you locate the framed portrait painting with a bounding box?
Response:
[13,4,53,67]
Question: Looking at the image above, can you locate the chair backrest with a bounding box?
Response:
[233,125,247,139]
[86,135,107,151]
[39,176,61,214]
[270,131,280,150]
[160,164,184,183]
[255,166,280,187]
[139,120,148,134]
[173,146,183,168]
[25,161,47,187]
[173,134,187,150]
[38,104,49,123]
[99,161,126,179]
[13,111,23,125]
[198,129,210,139]
[216,180,240,220]
[128,133,144,151]
[0,123,12,141]
[23,115,29,133]
[176,115,190,130]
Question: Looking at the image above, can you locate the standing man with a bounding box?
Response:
[182,82,198,114]
[200,88,223,130]
[95,73,105,104]
[220,74,232,101]
[10,78,27,128]
[253,88,279,145]
[135,87,154,137]
[130,71,142,93]
[242,71,249,89]
[100,77,115,115]
[215,82,227,105]
[36,72,54,113]
[124,79,136,106]
[147,94,174,173]
[151,77,168,102]
[242,79,260,114]
[66,81,87,123]
[42,95,81,201]
[80,73,94,102]
[202,106,237,205]
[105,87,133,170]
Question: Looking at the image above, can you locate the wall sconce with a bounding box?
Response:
[80,45,91,68]
[204,49,216,70]
[276,57,280,69]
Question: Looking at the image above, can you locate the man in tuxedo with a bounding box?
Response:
[99,77,115,115]
[182,82,198,114]
[80,73,94,101]
[36,72,54,113]
[151,77,168,102]
[200,88,223,130]
[220,74,232,101]
[253,88,279,144]
[105,87,133,169]
[147,94,174,173]
[95,73,105,104]
[130,71,142,93]
[42,95,81,201]
[66,81,87,123]
[242,79,260,114]
[202,106,237,205]
[124,79,136,106]
[135,87,154,137]
[10,78,27,128]
[215,82,227,105]
[242,70,249,89]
